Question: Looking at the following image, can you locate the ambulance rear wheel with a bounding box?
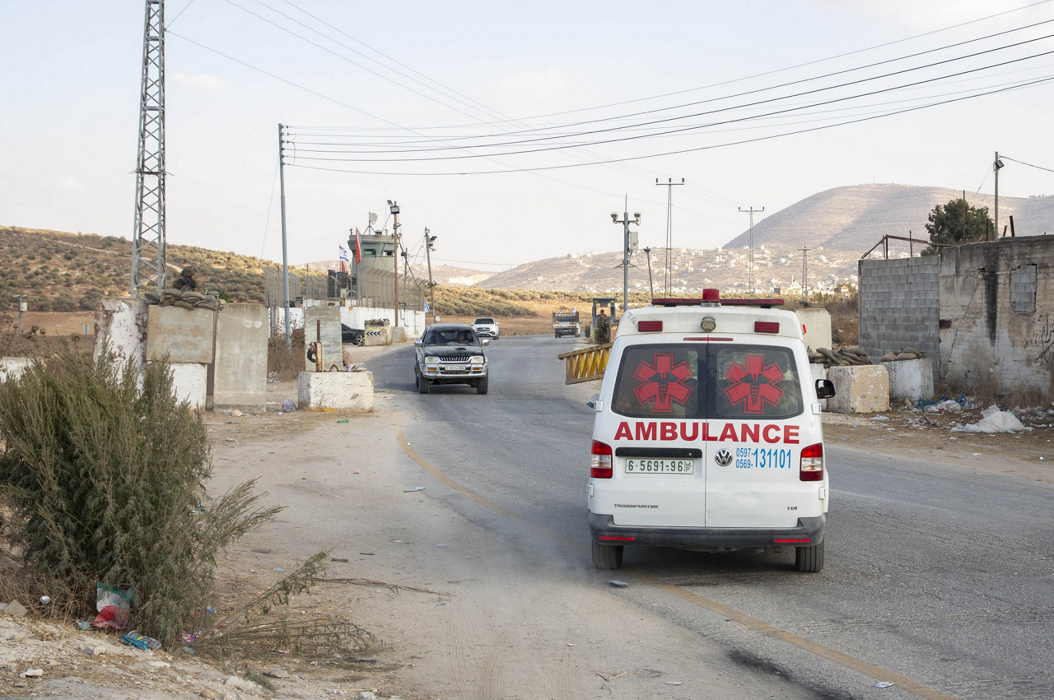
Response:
[794,541,824,573]
[592,541,623,570]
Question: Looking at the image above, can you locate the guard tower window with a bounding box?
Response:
[1010,264,1037,313]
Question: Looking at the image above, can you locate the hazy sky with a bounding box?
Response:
[4,0,1054,274]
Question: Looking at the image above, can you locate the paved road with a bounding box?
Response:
[369,335,1054,700]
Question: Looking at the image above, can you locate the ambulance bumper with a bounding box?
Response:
[587,513,825,549]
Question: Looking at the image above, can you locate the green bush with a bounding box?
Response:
[0,350,281,645]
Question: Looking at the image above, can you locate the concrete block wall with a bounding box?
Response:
[858,257,941,379]
[939,237,1054,395]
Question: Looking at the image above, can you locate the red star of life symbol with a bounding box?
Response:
[724,353,784,414]
[633,353,693,413]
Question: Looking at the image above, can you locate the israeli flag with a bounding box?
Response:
[423,300,431,313]
[339,245,350,262]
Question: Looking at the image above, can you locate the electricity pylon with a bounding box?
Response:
[131,0,167,297]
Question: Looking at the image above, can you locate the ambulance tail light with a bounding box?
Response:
[754,321,780,334]
[800,443,824,481]
[638,321,663,332]
[591,440,613,479]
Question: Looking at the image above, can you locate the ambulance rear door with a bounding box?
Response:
[704,339,818,528]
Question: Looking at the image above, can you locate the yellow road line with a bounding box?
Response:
[396,430,960,700]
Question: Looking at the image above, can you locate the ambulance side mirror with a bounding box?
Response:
[815,379,836,399]
[587,393,601,411]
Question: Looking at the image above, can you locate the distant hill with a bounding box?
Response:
[724,184,1054,251]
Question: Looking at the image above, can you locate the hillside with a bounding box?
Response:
[477,245,859,296]
[724,184,1054,251]
[0,226,323,311]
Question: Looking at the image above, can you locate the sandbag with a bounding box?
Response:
[173,300,196,310]
[879,353,896,363]
[895,352,918,360]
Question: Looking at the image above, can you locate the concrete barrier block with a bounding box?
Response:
[304,306,343,371]
[392,326,408,344]
[0,357,33,382]
[809,363,828,411]
[826,365,889,414]
[297,370,374,412]
[365,325,392,346]
[147,306,215,363]
[881,358,934,402]
[795,308,832,352]
[169,362,206,409]
[213,304,268,414]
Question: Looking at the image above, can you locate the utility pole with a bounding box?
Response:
[962,190,967,242]
[131,0,167,297]
[656,178,684,295]
[994,151,1004,240]
[278,124,291,348]
[389,200,400,327]
[643,247,655,300]
[739,206,764,296]
[800,246,809,304]
[424,228,437,322]
[611,198,641,316]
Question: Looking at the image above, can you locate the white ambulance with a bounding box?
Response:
[587,291,835,572]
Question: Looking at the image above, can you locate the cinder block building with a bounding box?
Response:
[858,236,1054,397]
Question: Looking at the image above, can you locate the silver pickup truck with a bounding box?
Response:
[414,323,491,395]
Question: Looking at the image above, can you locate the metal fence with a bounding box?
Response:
[355,265,428,314]
[263,268,329,306]
[263,265,427,313]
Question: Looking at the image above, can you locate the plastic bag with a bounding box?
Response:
[93,583,132,630]
[281,399,296,412]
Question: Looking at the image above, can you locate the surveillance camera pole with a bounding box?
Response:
[994,151,1000,239]
[390,201,400,327]
[612,195,641,318]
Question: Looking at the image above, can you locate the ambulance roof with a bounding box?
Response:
[619,303,803,342]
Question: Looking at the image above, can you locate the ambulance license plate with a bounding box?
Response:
[624,458,695,475]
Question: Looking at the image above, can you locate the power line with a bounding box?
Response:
[285,0,1054,130]
[283,34,1054,160]
[284,73,1054,176]
[1002,155,1054,174]
[290,16,1054,145]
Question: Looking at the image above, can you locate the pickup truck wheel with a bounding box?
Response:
[419,376,431,394]
[592,541,623,570]
[414,370,419,387]
[794,541,824,573]
[476,376,489,395]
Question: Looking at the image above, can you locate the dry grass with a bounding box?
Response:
[268,328,306,381]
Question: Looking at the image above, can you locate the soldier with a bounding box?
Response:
[595,309,610,343]
[175,266,198,292]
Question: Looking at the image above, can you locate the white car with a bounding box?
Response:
[587,290,835,572]
[472,317,500,339]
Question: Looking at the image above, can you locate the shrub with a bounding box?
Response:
[78,291,102,310]
[0,350,281,645]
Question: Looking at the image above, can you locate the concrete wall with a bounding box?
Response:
[304,306,343,371]
[858,256,941,370]
[170,362,207,409]
[939,237,1054,394]
[94,298,148,374]
[212,304,268,413]
[795,308,832,352]
[147,306,215,363]
[270,303,424,340]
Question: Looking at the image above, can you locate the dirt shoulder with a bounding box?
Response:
[822,408,1054,485]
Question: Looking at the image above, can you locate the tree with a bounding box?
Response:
[924,198,994,253]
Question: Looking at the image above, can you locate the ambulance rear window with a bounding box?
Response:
[711,345,803,419]
[611,345,704,419]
